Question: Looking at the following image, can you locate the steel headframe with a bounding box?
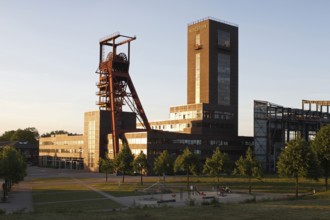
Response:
[96,33,151,157]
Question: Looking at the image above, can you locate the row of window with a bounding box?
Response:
[148,138,229,146]
[151,123,190,132]
[127,138,147,145]
[40,140,84,146]
[169,110,202,120]
[39,148,83,153]
[204,111,234,120]
[148,149,217,156]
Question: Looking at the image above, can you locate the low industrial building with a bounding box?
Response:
[254,100,330,172]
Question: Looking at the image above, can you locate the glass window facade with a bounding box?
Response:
[218,30,230,48]
[87,121,96,168]
[195,53,200,103]
[217,53,230,105]
[196,34,200,45]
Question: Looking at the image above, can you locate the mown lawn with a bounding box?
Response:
[1,174,329,219]
[2,191,330,220]
[31,177,123,214]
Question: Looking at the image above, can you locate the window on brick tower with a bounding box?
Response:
[218,30,230,48]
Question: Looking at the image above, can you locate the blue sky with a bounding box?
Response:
[0,0,329,136]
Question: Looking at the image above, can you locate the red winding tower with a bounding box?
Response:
[96,33,151,157]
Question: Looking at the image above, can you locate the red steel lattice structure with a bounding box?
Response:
[96,33,151,157]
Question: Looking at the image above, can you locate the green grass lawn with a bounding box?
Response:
[32,178,123,214]
[1,174,329,220]
[3,191,330,220]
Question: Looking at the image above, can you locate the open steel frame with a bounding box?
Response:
[96,33,151,157]
[254,100,330,172]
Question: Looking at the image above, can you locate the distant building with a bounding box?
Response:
[0,141,39,165]
[39,134,84,169]
[39,17,253,172]
[254,100,330,172]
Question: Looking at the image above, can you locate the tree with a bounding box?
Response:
[99,157,115,182]
[133,151,148,185]
[203,147,231,187]
[311,125,330,191]
[0,130,15,142]
[153,150,173,182]
[0,146,27,201]
[277,136,320,197]
[114,144,134,183]
[235,147,263,194]
[0,128,39,144]
[174,148,199,189]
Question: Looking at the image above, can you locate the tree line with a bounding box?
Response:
[0,127,39,144]
[99,144,262,193]
[100,124,330,198]
[0,128,78,142]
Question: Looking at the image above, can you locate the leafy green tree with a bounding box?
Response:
[0,128,39,144]
[0,146,27,200]
[235,147,263,194]
[311,125,330,191]
[99,157,115,182]
[203,147,231,187]
[277,136,320,197]
[153,150,173,182]
[114,144,134,183]
[174,147,199,189]
[133,151,148,185]
[0,130,15,142]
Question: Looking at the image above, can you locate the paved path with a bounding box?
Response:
[0,179,33,214]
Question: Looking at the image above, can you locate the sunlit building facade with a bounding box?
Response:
[39,134,84,169]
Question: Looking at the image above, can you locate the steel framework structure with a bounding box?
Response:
[96,33,151,157]
[254,100,330,172]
